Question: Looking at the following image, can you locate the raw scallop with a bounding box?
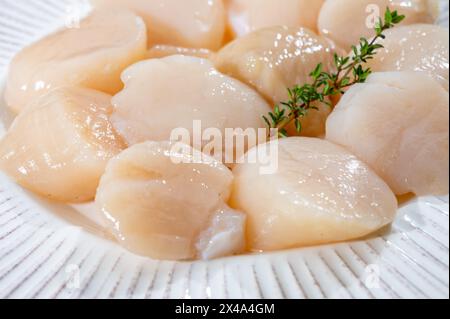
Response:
[326,72,449,196]
[366,24,449,91]
[92,0,226,50]
[111,55,272,165]
[95,141,246,260]
[318,0,439,50]
[214,26,339,136]
[226,0,324,38]
[230,137,398,251]
[4,9,147,114]
[0,87,125,202]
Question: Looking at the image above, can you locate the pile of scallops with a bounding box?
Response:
[0,0,448,261]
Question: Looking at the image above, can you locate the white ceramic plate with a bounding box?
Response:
[0,0,448,299]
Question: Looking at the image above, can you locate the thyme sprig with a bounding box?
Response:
[263,8,405,138]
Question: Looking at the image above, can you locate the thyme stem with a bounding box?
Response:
[263,8,405,138]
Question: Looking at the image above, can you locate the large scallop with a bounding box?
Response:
[110,55,272,165]
[230,137,398,251]
[318,0,439,51]
[326,72,449,196]
[4,9,147,114]
[366,24,449,90]
[0,87,125,203]
[96,141,246,260]
[213,26,340,136]
[92,0,226,50]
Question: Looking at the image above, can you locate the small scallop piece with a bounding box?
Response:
[0,87,126,203]
[92,0,226,50]
[4,9,147,114]
[230,137,398,252]
[214,26,340,136]
[366,24,449,91]
[226,0,324,38]
[111,55,272,164]
[95,141,246,260]
[318,0,439,51]
[326,72,449,196]
[147,45,212,60]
